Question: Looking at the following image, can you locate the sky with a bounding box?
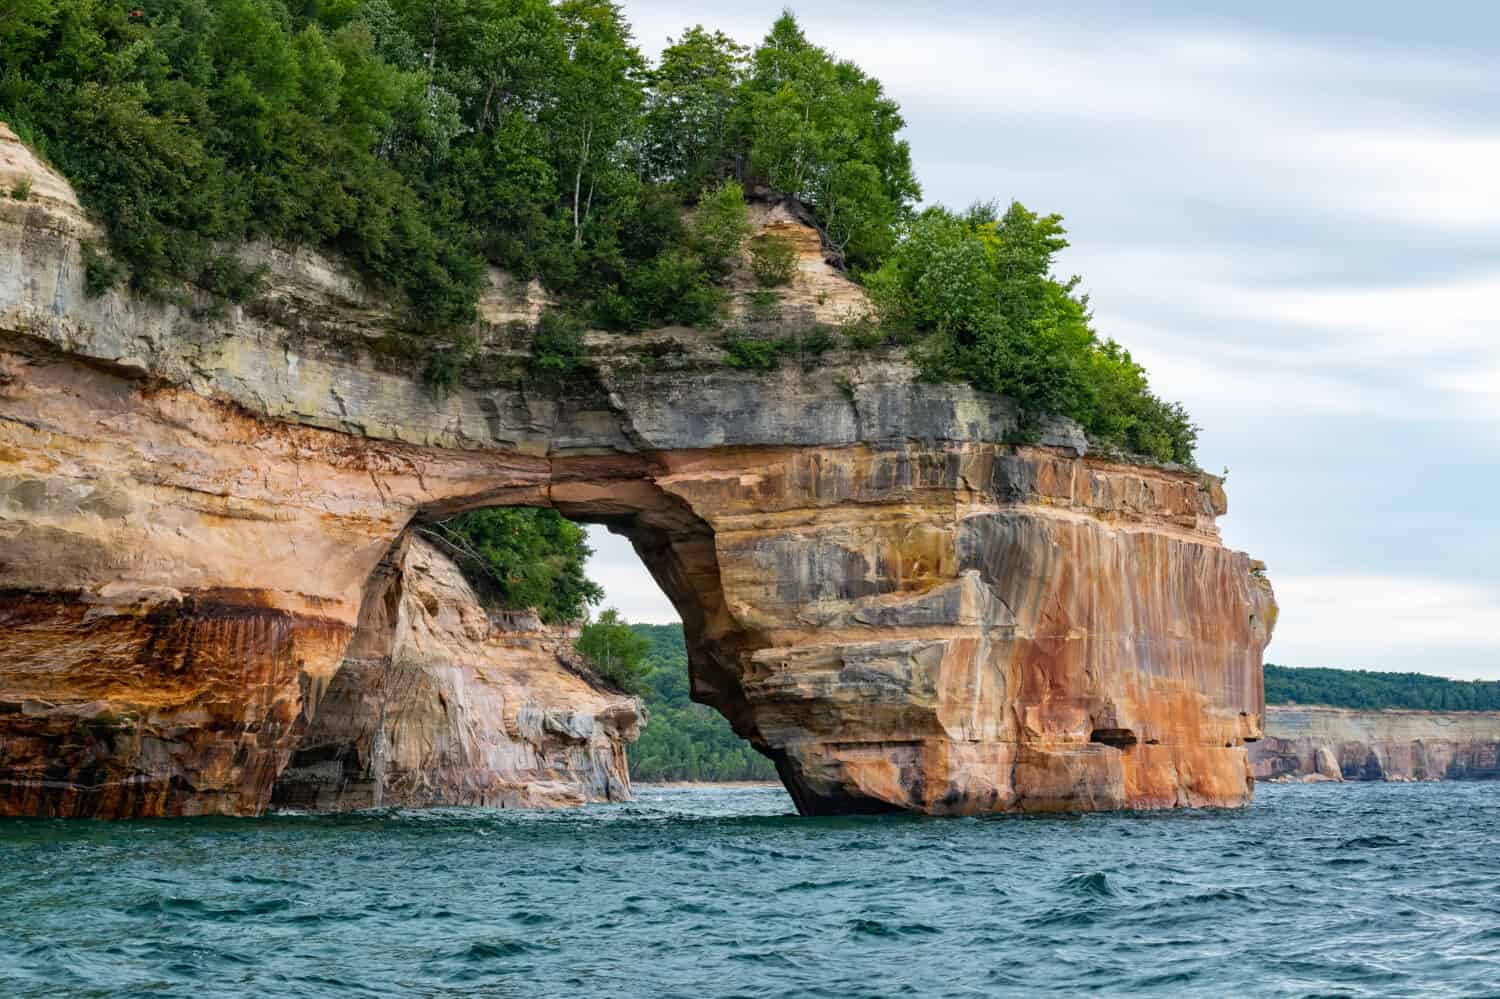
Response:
[586,0,1500,681]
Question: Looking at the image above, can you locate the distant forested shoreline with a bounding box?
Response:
[627,623,777,782]
[1266,664,1500,712]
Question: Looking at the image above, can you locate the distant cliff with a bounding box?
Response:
[1252,706,1500,782]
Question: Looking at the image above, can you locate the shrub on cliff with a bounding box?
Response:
[867,201,1198,464]
[690,180,753,276]
[528,311,588,381]
[749,233,798,287]
[576,609,653,695]
[430,507,602,624]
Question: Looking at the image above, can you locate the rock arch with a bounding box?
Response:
[0,123,1277,817]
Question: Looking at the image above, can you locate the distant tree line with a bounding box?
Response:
[1266,664,1500,713]
[626,623,777,782]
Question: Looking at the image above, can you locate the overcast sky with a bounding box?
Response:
[586,1,1500,681]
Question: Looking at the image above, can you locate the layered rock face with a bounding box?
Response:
[0,124,1276,817]
[271,536,638,810]
[1251,706,1500,782]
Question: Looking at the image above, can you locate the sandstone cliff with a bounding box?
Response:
[271,535,639,811]
[0,123,1276,818]
[1252,706,1500,782]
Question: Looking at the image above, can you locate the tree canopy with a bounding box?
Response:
[433,506,602,624]
[1266,665,1500,713]
[867,201,1197,462]
[575,608,653,694]
[2,1,1198,464]
[737,13,917,270]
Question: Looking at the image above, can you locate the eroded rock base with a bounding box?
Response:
[270,537,639,811]
[0,591,346,817]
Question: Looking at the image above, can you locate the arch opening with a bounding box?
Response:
[270,469,780,812]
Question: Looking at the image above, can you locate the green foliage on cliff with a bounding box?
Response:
[1266,665,1500,713]
[1,1,1196,462]
[431,507,602,623]
[867,202,1197,463]
[0,3,907,327]
[576,608,653,695]
[689,180,753,276]
[737,13,917,271]
[3,0,487,323]
[627,623,779,782]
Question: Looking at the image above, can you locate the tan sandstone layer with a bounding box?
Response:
[0,123,1276,817]
[271,535,639,810]
[1252,706,1500,782]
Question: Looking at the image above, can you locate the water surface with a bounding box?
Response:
[3,782,1498,997]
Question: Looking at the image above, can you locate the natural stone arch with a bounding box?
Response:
[267,463,753,813]
[0,338,1276,818]
[0,124,1277,818]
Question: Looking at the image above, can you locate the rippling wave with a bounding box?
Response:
[2,782,1498,997]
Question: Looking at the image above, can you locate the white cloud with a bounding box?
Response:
[1251,271,1500,354]
[1439,366,1500,415]
[1287,130,1500,229]
[585,526,680,624]
[1269,574,1500,680]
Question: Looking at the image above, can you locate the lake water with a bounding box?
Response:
[2,781,1497,998]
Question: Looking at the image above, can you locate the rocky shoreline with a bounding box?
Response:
[1251,705,1500,782]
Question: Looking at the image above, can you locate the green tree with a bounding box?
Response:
[869,200,1197,463]
[550,0,645,248]
[576,608,653,694]
[738,12,919,269]
[643,25,746,186]
[433,507,602,623]
[0,0,60,66]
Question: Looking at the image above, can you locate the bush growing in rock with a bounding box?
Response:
[749,233,798,287]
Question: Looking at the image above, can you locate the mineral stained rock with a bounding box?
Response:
[1252,706,1500,782]
[0,123,1276,818]
[270,536,639,811]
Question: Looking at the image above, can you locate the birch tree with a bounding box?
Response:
[550,0,644,247]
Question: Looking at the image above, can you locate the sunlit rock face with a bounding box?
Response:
[270,536,638,811]
[1251,707,1500,782]
[0,123,1275,817]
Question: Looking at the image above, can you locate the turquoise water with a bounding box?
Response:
[2,782,1498,998]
